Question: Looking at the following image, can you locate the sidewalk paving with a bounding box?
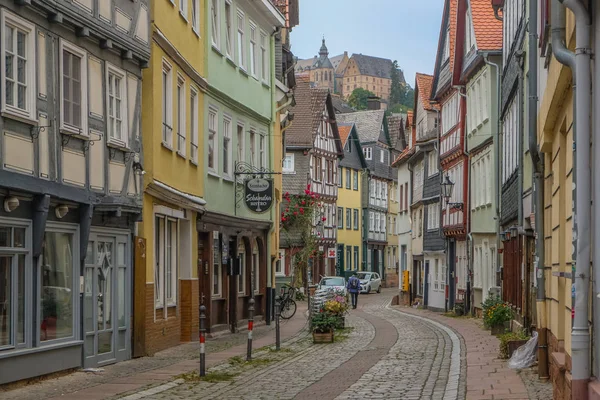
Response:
[1,302,308,400]
[395,306,551,400]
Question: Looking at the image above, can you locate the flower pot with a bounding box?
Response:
[491,324,506,335]
[313,329,334,343]
[334,316,345,330]
[508,339,529,358]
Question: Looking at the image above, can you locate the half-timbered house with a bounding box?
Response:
[0,0,150,384]
[280,76,343,283]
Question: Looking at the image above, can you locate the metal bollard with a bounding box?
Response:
[275,296,281,351]
[247,298,255,361]
[199,304,207,376]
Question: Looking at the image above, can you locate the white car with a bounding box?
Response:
[357,272,382,294]
[317,276,348,296]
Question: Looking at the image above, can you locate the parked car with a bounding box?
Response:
[357,272,382,294]
[317,276,347,296]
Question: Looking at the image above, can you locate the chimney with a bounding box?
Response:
[344,51,348,57]
[367,96,381,110]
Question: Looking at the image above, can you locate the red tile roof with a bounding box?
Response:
[338,124,352,146]
[470,0,503,51]
[448,0,458,77]
[415,73,439,111]
[406,111,413,127]
[286,77,331,146]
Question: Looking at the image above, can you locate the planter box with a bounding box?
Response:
[508,339,529,358]
[335,317,345,330]
[491,324,506,335]
[313,330,334,343]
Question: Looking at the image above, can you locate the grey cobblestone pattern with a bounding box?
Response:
[140,313,375,400]
[517,367,553,400]
[1,318,295,400]
[131,293,465,400]
[335,300,459,400]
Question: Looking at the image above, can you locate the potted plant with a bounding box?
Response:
[311,312,337,343]
[498,330,530,359]
[483,297,513,335]
[323,292,350,329]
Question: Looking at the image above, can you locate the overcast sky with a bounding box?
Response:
[289,0,445,85]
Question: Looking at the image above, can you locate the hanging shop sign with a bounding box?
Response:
[244,178,274,213]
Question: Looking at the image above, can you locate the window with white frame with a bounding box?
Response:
[238,242,245,295]
[211,0,220,48]
[503,0,524,64]
[237,123,245,163]
[353,170,358,190]
[179,0,188,20]
[176,75,186,156]
[190,87,199,163]
[106,64,127,146]
[442,93,458,135]
[191,1,200,34]
[380,148,385,163]
[443,25,450,62]
[434,259,439,290]
[353,209,359,230]
[369,212,374,232]
[338,167,343,187]
[486,154,492,205]
[337,207,343,229]
[345,169,351,189]
[237,10,246,69]
[374,213,380,232]
[223,116,232,177]
[223,0,233,57]
[154,215,178,308]
[282,153,294,173]
[502,97,518,183]
[260,31,268,83]
[259,133,266,169]
[428,150,438,176]
[60,40,88,135]
[212,232,222,297]
[1,10,36,121]
[464,7,476,54]
[346,209,351,230]
[427,203,439,230]
[276,249,285,276]
[162,60,173,146]
[208,107,217,172]
[249,130,256,166]
[363,147,372,160]
[249,21,257,77]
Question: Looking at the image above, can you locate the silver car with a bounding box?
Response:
[357,272,382,294]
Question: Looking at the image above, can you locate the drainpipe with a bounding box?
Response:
[593,0,600,381]
[557,0,591,397]
[529,0,549,380]
[483,54,502,299]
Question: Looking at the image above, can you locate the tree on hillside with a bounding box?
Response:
[348,88,376,110]
[390,60,415,111]
[390,60,403,106]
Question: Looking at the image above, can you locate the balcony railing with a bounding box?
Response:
[191,142,198,163]
[162,123,173,146]
[176,132,186,155]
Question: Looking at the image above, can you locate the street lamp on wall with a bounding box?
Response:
[441,175,463,210]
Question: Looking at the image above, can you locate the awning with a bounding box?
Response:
[146,180,206,213]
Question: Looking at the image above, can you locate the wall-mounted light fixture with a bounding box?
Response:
[3,197,19,213]
[441,175,464,210]
[55,204,69,219]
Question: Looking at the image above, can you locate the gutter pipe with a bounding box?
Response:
[557,0,591,397]
[529,0,549,380]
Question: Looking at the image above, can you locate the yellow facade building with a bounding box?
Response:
[135,0,207,355]
[336,123,367,272]
[537,8,575,398]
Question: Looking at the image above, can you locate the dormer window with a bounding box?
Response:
[443,25,450,62]
[363,147,372,160]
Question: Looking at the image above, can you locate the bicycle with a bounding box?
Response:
[279,284,297,320]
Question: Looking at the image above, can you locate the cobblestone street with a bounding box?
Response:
[117,291,467,400]
[1,289,552,400]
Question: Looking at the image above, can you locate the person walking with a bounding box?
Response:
[347,272,361,309]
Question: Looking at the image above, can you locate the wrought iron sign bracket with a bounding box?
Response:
[234,162,279,209]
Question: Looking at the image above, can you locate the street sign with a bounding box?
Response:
[244,178,274,213]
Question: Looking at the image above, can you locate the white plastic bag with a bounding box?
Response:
[508,331,538,369]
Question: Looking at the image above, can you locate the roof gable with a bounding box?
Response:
[339,123,368,170]
[415,73,438,111]
[432,0,460,98]
[335,110,387,144]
